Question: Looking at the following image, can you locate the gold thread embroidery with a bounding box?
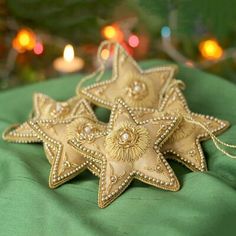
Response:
[105,122,150,162]
[107,163,126,193]
[60,153,79,175]
[50,102,70,118]
[125,80,148,100]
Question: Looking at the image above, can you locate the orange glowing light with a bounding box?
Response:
[199,39,223,60]
[100,48,110,60]
[12,28,36,53]
[102,24,123,42]
[103,26,116,39]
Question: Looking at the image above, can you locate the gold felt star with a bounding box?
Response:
[78,43,177,109]
[27,98,105,188]
[134,85,230,171]
[69,99,181,208]
[2,93,85,164]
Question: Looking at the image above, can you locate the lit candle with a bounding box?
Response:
[53,44,84,73]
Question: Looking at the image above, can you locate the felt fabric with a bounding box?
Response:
[0,60,236,235]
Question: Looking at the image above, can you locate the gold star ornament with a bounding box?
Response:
[134,85,230,172]
[2,93,85,142]
[78,42,177,109]
[69,99,182,208]
[27,98,105,188]
[2,93,88,164]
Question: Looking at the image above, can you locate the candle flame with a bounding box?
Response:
[63,44,74,62]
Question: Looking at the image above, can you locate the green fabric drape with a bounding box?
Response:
[0,61,236,236]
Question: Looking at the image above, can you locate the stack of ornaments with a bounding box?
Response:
[3,41,230,208]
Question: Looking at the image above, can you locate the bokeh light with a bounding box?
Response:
[161,26,171,38]
[12,28,36,52]
[128,35,140,48]
[101,24,124,42]
[100,48,110,60]
[33,42,44,55]
[199,39,223,60]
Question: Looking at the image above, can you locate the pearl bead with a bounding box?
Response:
[133,84,141,92]
[121,132,129,141]
[84,126,91,134]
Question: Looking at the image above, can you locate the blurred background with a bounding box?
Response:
[1,0,236,91]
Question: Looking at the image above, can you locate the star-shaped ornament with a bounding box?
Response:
[3,93,85,164]
[69,99,181,208]
[28,99,106,188]
[134,85,230,171]
[78,42,177,110]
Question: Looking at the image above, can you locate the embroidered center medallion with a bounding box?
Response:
[105,122,150,162]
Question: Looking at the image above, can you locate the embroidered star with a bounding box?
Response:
[27,99,105,188]
[135,86,230,171]
[69,99,181,208]
[78,43,177,109]
[2,93,86,164]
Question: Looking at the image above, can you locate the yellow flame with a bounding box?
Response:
[63,44,74,62]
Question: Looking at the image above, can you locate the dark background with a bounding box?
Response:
[1,0,236,90]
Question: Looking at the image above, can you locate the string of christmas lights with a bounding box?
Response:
[2,19,236,84]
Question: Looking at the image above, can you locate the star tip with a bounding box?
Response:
[2,132,10,141]
[98,201,107,209]
[176,182,181,191]
[169,178,181,191]
[33,92,44,97]
[49,181,59,189]
[224,120,230,129]
[33,92,50,101]
[2,124,24,141]
[169,182,180,192]
[173,186,181,192]
[98,195,109,208]
[2,127,13,139]
[200,166,208,172]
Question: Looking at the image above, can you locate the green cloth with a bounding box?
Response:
[1,61,236,236]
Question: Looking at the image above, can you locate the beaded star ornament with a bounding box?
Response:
[69,98,182,208]
[78,41,177,110]
[2,93,88,141]
[134,82,230,171]
[2,93,90,164]
[27,98,105,188]
[2,39,235,209]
